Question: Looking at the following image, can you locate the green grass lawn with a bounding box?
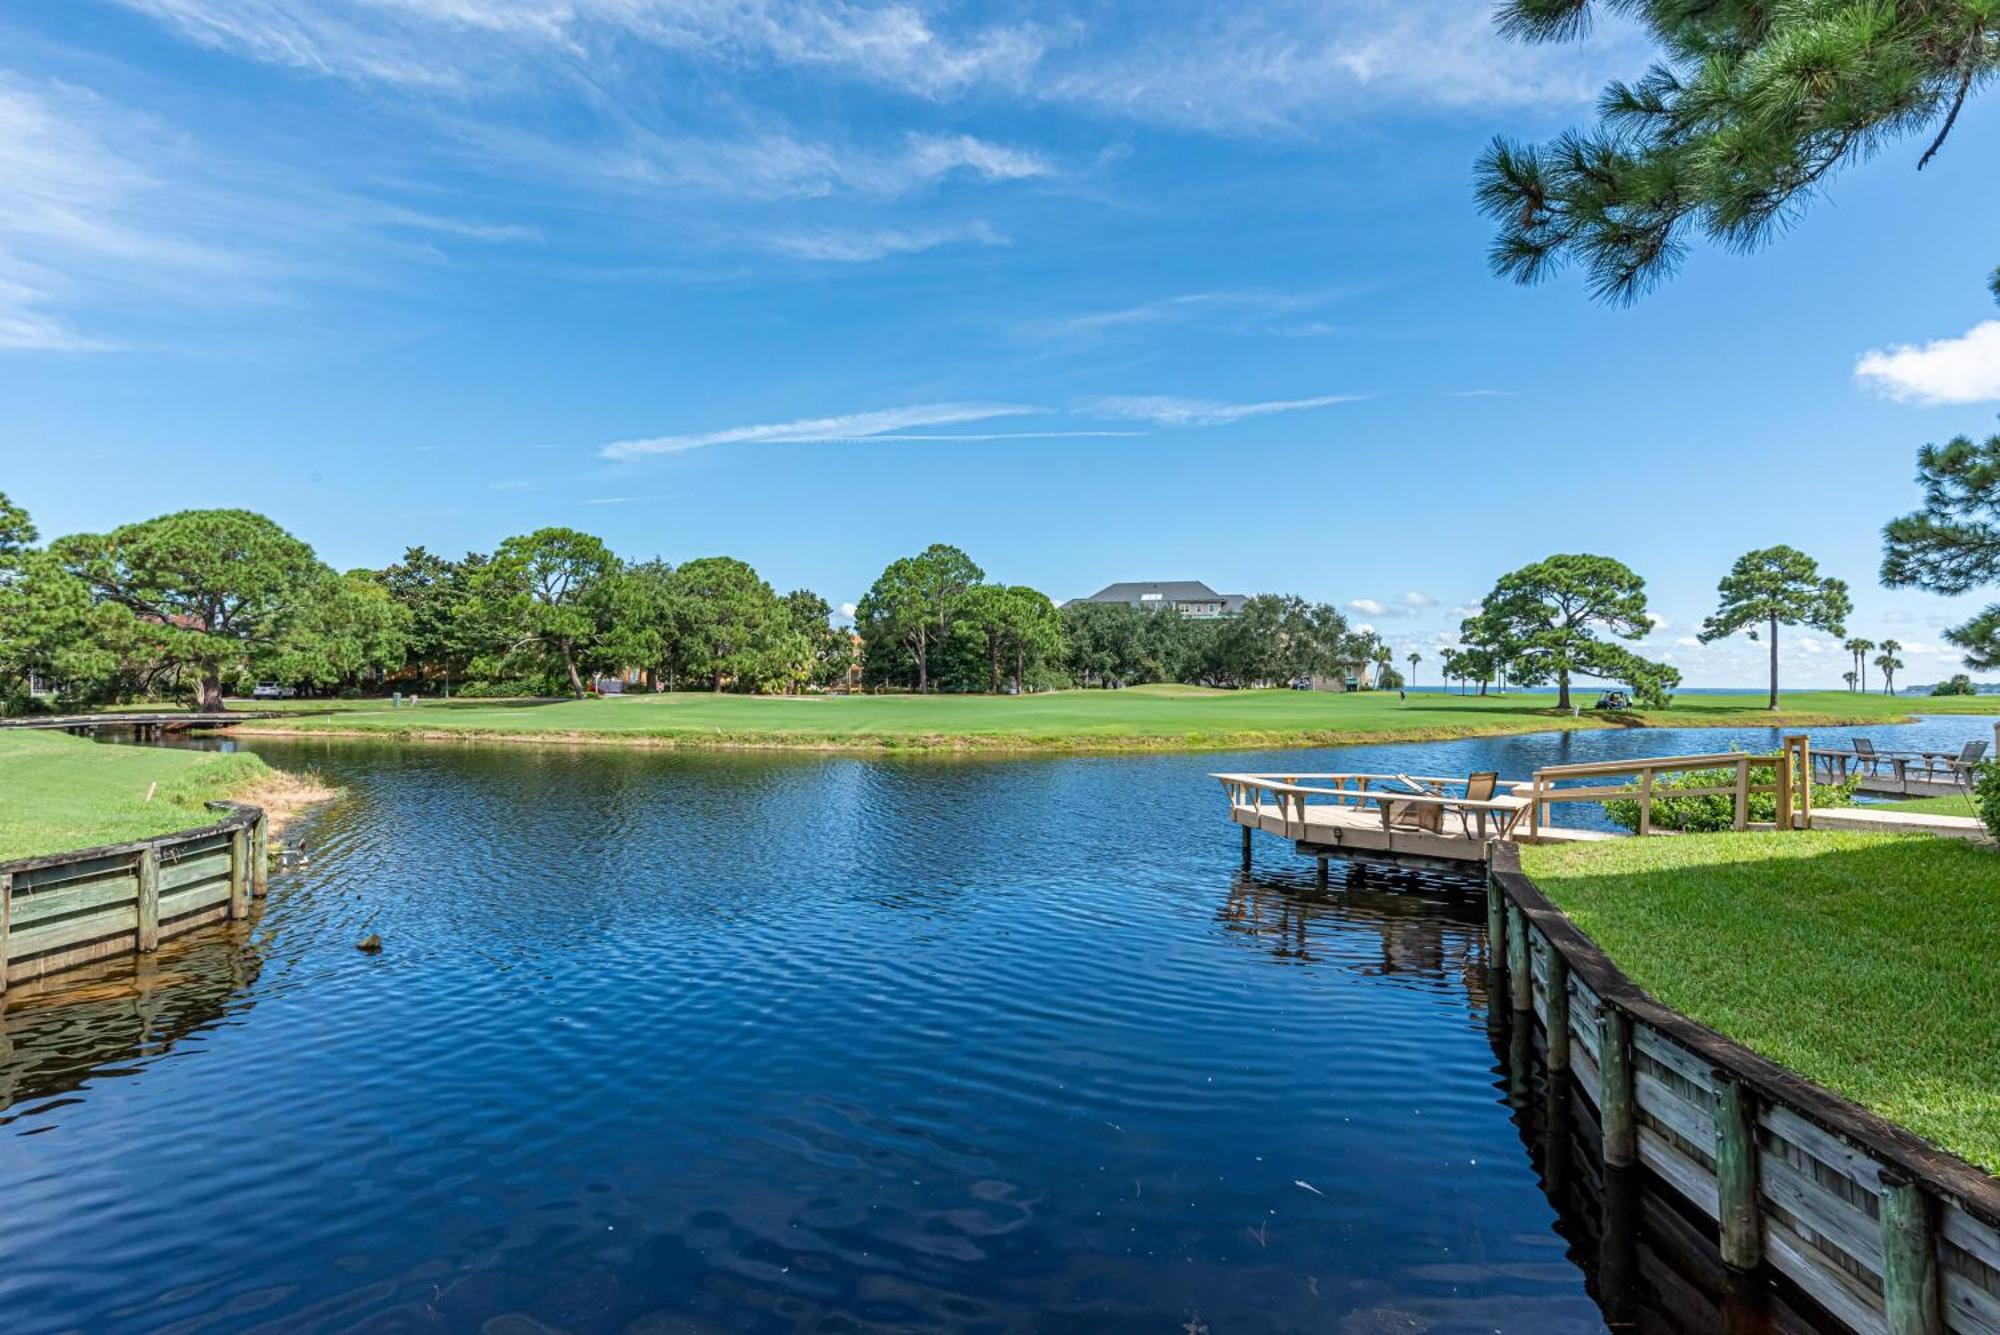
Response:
[0,731,275,863]
[1872,793,1985,818]
[218,686,2000,752]
[1522,831,2000,1172]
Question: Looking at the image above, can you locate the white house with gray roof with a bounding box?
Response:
[1075,581,1248,619]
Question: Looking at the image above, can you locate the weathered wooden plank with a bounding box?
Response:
[11,851,140,898]
[158,901,229,936]
[1639,1124,1721,1220]
[0,872,11,997]
[1506,905,1532,1012]
[9,902,138,955]
[1637,1025,1720,1100]
[1944,1268,2000,1335]
[158,851,232,893]
[1637,1070,1720,1156]
[8,871,138,926]
[158,880,231,918]
[1761,1149,1886,1272]
[1765,1104,1887,1196]
[5,931,142,985]
[1766,1212,1888,1335]
[1942,1205,2000,1277]
[1572,1047,1602,1112]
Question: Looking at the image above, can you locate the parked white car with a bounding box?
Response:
[251,682,296,699]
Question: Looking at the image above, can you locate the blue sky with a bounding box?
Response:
[4,1,2000,686]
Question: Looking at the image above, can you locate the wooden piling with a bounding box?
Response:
[1485,875,1507,967]
[1240,824,1252,869]
[1712,1072,1761,1271]
[136,846,161,952]
[227,828,249,921]
[251,813,269,897]
[1314,857,1328,889]
[1505,903,1532,1012]
[1544,949,1571,1073]
[1600,1007,1636,1168]
[1879,1174,1943,1335]
[1732,757,1750,831]
[0,872,9,996]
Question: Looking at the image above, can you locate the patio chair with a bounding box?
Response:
[1383,774,1445,833]
[1932,739,1988,783]
[1851,738,1882,776]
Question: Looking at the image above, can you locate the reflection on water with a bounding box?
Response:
[4,724,1958,1332]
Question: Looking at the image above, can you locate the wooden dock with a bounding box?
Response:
[1214,771,1612,870]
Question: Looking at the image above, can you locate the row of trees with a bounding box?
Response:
[0,501,859,709]
[0,503,1409,709]
[1431,545,1863,711]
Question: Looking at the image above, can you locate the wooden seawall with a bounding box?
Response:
[1490,844,2000,1334]
[0,803,269,992]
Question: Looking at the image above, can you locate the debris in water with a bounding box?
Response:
[1294,1180,1325,1197]
[356,934,382,954]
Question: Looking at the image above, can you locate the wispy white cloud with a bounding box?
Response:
[768,220,1005,262]
[1084,393,1361,427]
[602,402,1039,459]
[1855,320,2000,405]
[1348,597,1388,616]
[113,1,1623,125]
[1401,591,1436,609]
[1038,288,1352,342]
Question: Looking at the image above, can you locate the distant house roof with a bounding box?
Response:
[1083,581,1231,606]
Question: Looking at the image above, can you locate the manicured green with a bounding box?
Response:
[1523,832,2000,1172]
[224,685,2000,752]
[0,730,273,862]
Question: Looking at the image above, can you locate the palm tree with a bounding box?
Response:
[1407,650,1421,689]
[1846,637,1875,692]
[1876,641,1904,694]
[1374,643,1394,689]
[1842,670,1857,691]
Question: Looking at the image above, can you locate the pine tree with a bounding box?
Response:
[1479,2,2000,301]
[1697,547,1851,709]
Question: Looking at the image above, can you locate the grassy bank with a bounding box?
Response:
[0,731,324,863]
[222,686,2000,753]
[1522,832,2000,1172]
[1874,792,1984,817]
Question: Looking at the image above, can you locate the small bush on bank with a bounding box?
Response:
[1971,761,2000,839]
[1603,765,1855,833]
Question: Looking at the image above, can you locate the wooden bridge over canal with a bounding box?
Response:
[0,712,290,741]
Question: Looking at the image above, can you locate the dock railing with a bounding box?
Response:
[1522,737,1813,837]
[1213,772,1532,841]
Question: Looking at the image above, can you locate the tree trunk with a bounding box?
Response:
[1556,670,1571,711]
[915,628,929,694]
[1014,648,1025,695]
[1767,614,1780,710]
[564,650,585,699]
[989,638,1001,695]
[198,670,225,713]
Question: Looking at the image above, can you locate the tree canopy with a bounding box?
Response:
[471,528,624,698]
[1468,553,1676,708]
[1882,433,2000,668]
[56,508,335,711]
[1479,1,2000,301]
[1698,546,1851,708]
[855,544,984,693]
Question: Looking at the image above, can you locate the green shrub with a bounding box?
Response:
[1604,765,1856,833]
[451,678,549,699]
[1971,762,2000,839]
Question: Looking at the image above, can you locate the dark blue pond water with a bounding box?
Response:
[1,717,1986,1333]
